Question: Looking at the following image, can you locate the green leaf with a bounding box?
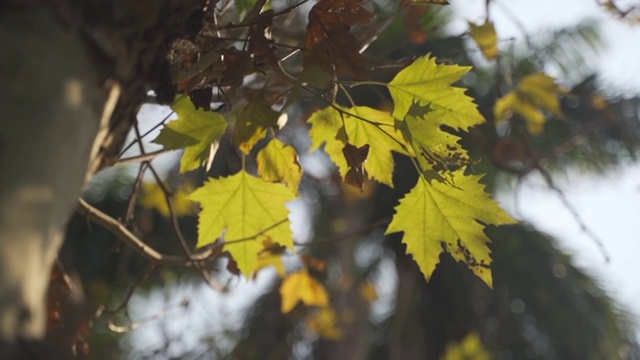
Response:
[257,138,302,192]
[402,112,470,174]
[234,97,280,154]
[385,170,515,287]
[189,170,295,276]
[494,73,566,134]
[387,54,484,128]
[307,105,410,187]
[153,97,227,173]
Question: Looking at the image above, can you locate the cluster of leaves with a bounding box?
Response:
[151,2,516,301]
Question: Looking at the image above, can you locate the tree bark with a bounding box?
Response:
[0,0,203,342]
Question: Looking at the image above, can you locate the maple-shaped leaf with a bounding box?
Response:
[234,96,280,154]
[308,106,410,187]
[494,73,566,134]
[189,170,295,276]
[280,269,330,313]
[401,112,470,174]
[385,170,515,287]
[387,54,484,128]
[468,20,498,60]
[257,138,302,192]
[153,96,227,173]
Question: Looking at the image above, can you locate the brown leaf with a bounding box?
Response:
[304,0,372,79]
[248,10,278,68]
[342,143,369,189]
[189,87,213,110]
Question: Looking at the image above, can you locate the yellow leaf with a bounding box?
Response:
[468,20,498,59]
[402,112,470,174]
[252,239,287,278]
[153,96,227,173]
[385,170,515,287]
[234,97,280,154]
[308,105,410,187]
[494,73,566,134]
[306,307,343,340]
[359,282,378,303]
[280,269,330,313]
[189,170,295,276]
[138,182,195,217]
[257,139,302,192]
[307,106,349,179]
[387,54,484,128]
[441,332,492,360]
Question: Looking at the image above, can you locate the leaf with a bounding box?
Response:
[468,20,498,59]
[440,332,492,360]
[234,96,280,154]
[306,307,343,340]
[308,105,410,187]
[189,170,295,276]
[402,112,470,174]
[308,106,349,178]
[153,96,227,173]
[252,239,287,278]
[385,170,515,287]
[304,0,371,79]
[359,282,378,303]
[257,138,302,192]
[387,54,484,128]
[138,182,195,217]
[342,143,369,189]
[494,73,566,134]
[280,269,330,313]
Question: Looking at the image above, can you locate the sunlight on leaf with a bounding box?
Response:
[440,332,492,360]
[153,96,227,173]
[280,269,330,313]
[387,54,483,127]
[494,73,566,134]
[257,138,302,192]
[252,239,287,278]
[234,96,280,154]
[468,20,499,59]
[402,112,470,174]
[385,170,515,287]
[138,182,195,217]
[189,170,295,276]
[308,105,410,187]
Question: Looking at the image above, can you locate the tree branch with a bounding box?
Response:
[76,198,219,267]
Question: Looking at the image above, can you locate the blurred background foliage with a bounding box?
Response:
[44,0,640,359]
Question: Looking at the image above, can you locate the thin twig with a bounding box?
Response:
[76,198,216,267]
[99,264,157,316]
[116,149,173,166]
[534,164,611,263]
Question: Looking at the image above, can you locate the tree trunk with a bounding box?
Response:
[0,0,203,343]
